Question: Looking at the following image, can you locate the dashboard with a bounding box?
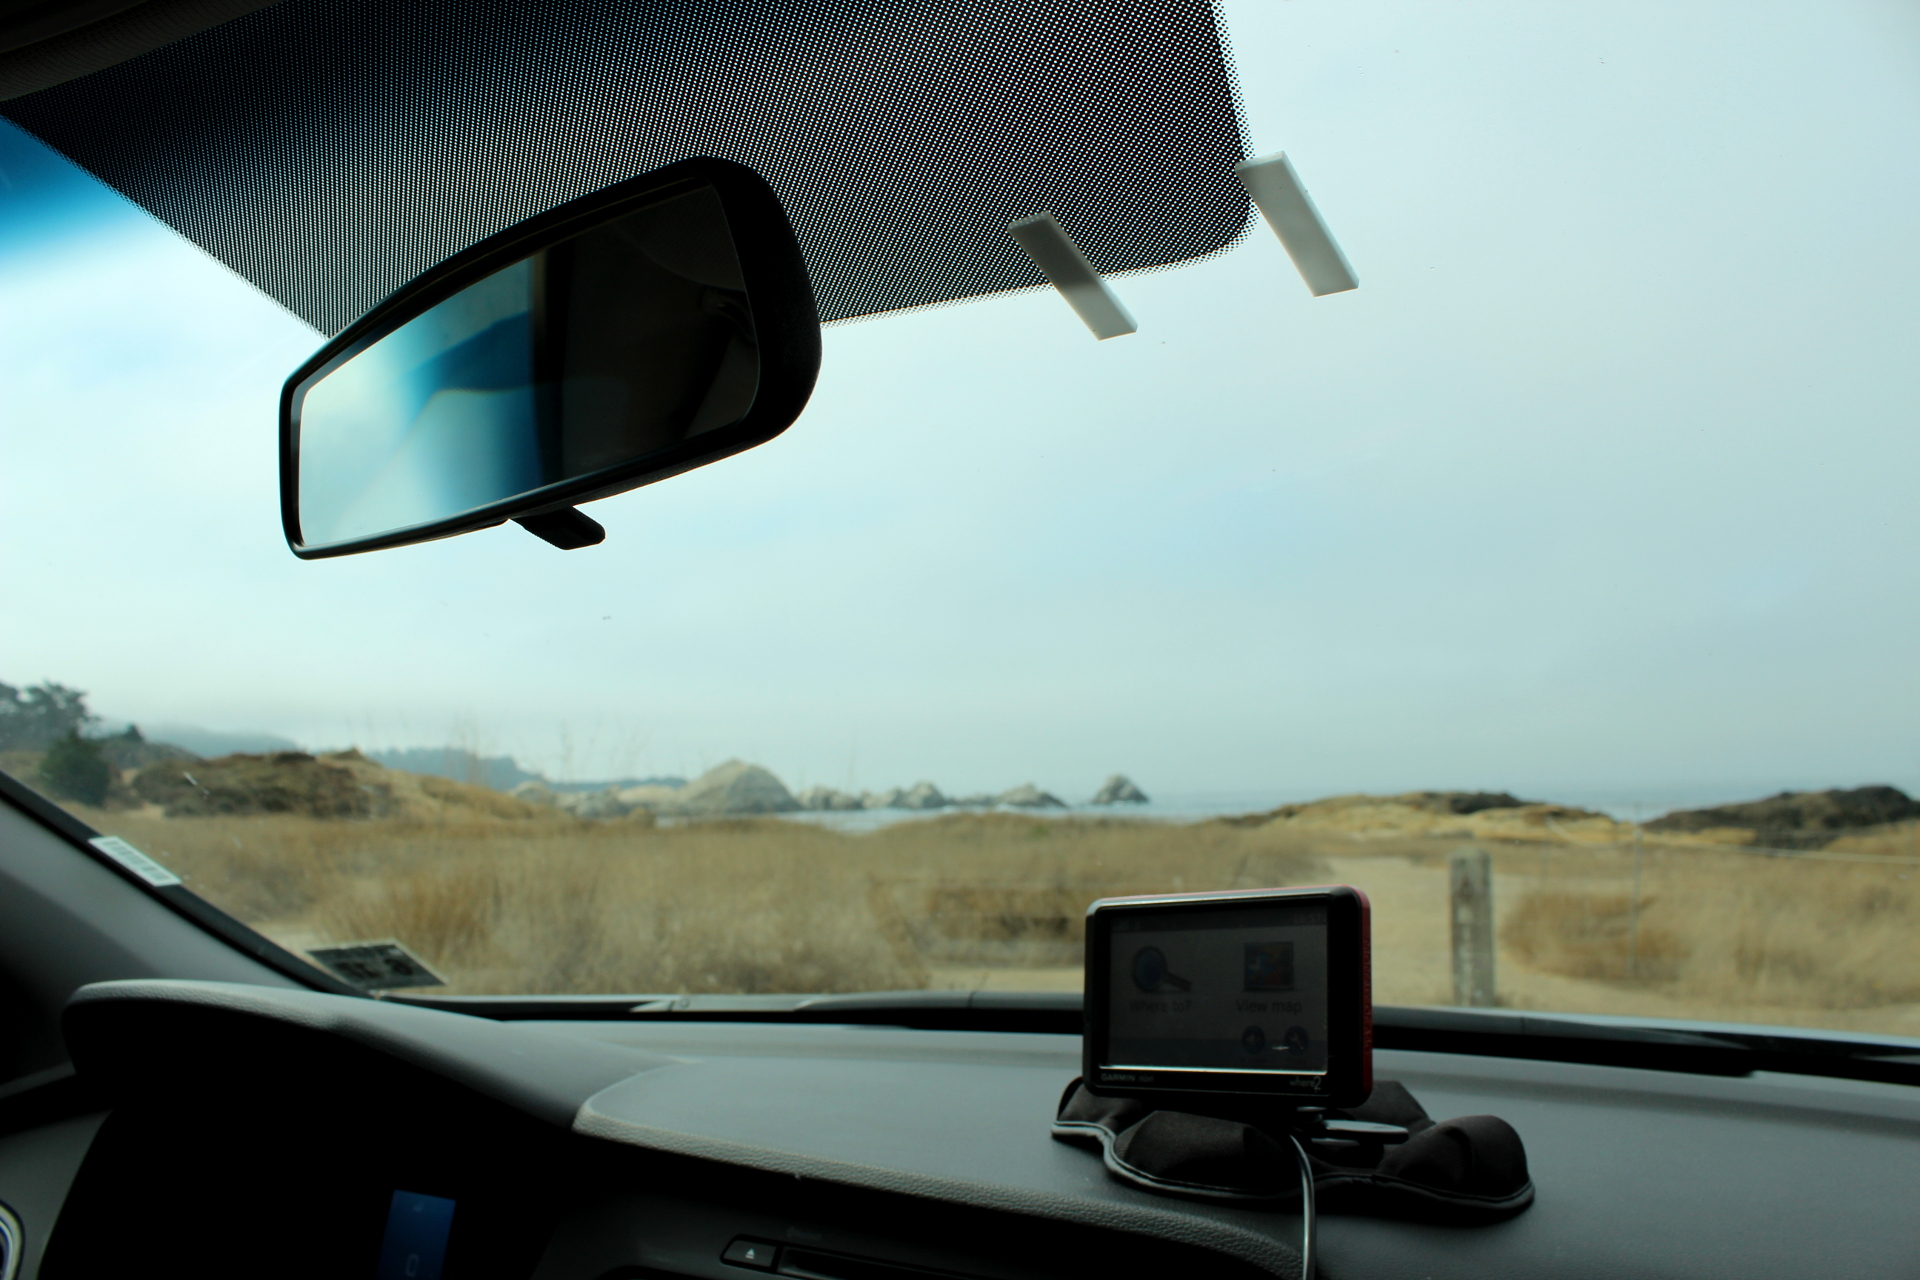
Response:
[5,979,1920,1280]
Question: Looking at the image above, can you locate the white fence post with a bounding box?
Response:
[1628,825,1644,979]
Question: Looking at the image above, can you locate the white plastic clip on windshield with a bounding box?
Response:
[1007,213,1138,340]
[1236,152,1359,297]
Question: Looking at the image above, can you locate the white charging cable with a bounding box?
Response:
[1287,1132,1316,1280]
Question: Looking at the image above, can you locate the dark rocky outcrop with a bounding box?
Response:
[1647,786,1920,849]
[1261,791,1530,821]
[1251,792,1613,839]
[1091,774,1148,805]
[132,751,389,818]
[1410,791,1527,815]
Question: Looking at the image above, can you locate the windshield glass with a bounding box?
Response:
[4,2,1917,1035]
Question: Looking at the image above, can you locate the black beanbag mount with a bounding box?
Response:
[1052,1078,1534,1223]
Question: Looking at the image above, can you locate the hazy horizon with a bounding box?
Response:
[39,711,1902,823]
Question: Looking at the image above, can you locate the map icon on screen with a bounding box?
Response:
[1243,941,1295,991]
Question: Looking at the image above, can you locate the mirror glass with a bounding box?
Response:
[293,184,758,548]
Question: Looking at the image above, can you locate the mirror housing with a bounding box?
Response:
[279,157,819,557]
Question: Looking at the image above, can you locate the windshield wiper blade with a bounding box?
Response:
[1374,1007,1752,1076]
[381,989,1083,1033]
[1375,1006,1920,1086]
[790,990,1079,1033]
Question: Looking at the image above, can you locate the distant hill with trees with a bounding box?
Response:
[0,680,93,750]
[366,747,544,791]
[2,680,112,804]
[365,746,680,794]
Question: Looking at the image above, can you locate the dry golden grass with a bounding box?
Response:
[65,804,1920,1034]
[1502,891,1689,983]
[76,809,1321,995]
[1494,841,1920,1009]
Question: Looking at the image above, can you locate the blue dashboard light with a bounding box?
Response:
[375,1189,457,1280]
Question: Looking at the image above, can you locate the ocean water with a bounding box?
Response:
[776,790,1295,833]
[774,783,1822,833]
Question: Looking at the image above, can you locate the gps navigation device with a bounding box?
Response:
[1082,885,1372,1108]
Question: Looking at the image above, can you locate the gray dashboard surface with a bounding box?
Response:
[0,801,303,1085]
[65,981,674,1127]
[547,1020,1920,1280]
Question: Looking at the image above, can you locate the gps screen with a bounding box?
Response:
[1101,902,1330,1074]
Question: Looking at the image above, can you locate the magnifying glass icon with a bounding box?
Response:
[1131,946,1192,992]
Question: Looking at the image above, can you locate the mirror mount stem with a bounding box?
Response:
[513,507,606,550]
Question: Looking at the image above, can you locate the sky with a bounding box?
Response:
[2,0,1918,812]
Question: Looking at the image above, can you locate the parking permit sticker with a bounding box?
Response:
[88,836,183,888]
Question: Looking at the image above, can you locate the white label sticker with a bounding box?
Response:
[89,835,183,888]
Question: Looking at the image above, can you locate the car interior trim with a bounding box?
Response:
[0,771,360,997]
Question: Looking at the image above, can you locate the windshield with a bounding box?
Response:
[3,2,1917,1036]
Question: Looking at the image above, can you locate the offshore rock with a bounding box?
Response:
[660,760,798,815]
[614,782,683,811]
[514,780,655,823]
[1091,774,1148,805]
[511,780,560,807]
[997,783,1066,809]
[796,785,862,811]
[563,788,632,819]
[861,787,905,809]
[897,781,948,810]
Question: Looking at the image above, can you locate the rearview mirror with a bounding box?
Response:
[280,158,819,556]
